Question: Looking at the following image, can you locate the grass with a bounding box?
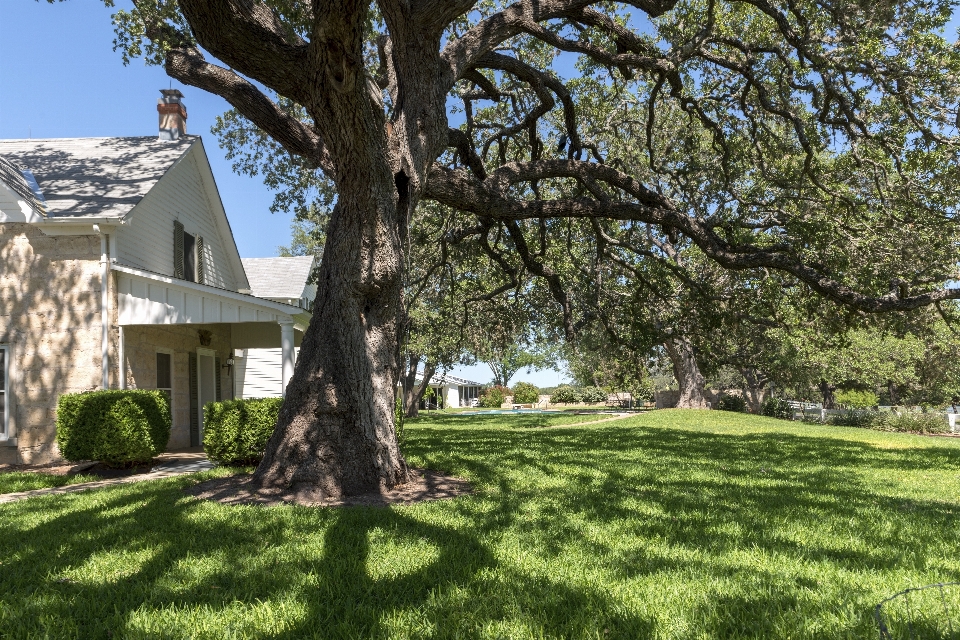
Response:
[403,410,616,429]
[1,409,959,638]
[0,472,99,495]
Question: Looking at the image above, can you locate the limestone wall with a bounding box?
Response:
[122,324,233,449]
[0,223,103,464]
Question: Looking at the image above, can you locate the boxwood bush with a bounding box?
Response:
[203,397,282,465]
[512,382,540,404]
[56,390,171,466]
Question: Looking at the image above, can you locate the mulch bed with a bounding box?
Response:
[185,468,473,508]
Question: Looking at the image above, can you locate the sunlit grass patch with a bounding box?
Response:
[0,472,101,495]
[1,411,959,638]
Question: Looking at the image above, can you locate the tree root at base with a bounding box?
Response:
[185,468,472,507]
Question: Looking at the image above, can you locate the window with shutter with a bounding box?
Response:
[173,221,185,279]
[197,236,205,285]
[183,232,196,283]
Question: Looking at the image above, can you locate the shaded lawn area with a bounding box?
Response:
[0,472,99,495]
[1,411,959,639]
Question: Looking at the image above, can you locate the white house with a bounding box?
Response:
[416,372,483,409]
[0,90,311,463]
[233,256,317,398]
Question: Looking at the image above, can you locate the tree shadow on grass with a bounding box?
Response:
[1,422,959,638]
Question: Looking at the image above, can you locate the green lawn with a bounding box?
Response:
[1,410,959,639]
[0,471,99,495]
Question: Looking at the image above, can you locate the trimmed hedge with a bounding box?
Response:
[56,390,171,466]
[203,397,282,465]
[512,382,540,404]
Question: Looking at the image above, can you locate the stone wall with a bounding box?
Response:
[122,324,233,449]
[0,223,103,464]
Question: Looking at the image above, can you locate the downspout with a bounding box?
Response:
[94,225,110,389]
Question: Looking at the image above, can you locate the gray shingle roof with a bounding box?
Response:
[241,256,316,300]
[0,136,197,219]
[0,156,45,215]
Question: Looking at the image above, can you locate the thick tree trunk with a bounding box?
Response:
[887,379,900,406]
[253,170,409,497]
[819,379,837,409]
[740,368,768,413]
[664,337,709,409]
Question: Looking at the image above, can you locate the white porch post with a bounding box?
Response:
[95,226,110,389]
[118,325,126,390]
[279,320,295,398]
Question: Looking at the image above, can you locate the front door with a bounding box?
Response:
[189,348,219,447]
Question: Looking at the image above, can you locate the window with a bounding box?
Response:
[0,346,8,437]
[157,352,172,403]
[183,232,196,283]
[173,221,205,284]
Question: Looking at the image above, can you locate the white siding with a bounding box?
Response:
[0,182,41,223]
[234,347,299,399]
[115,146,238,291]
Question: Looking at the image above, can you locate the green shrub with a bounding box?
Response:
[835,389,879,408]
[512,382,540,404]
[878,411,948,434]
[716,395,747,412]
[579,386,608,403]
[760,398,794,420]
[56,390,171,466]
[203,397,282,465]
[828,410,880,428]
[549,385,581,403]
[479,386,510,408]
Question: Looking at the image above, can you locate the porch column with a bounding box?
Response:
[279,320,295,398]
[95,226,110,389]
[118,325,126,390]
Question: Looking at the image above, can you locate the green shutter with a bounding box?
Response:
[196,236,205,285]
[189,352,199,447]
[215,356,222,402]
[174,220,185,280]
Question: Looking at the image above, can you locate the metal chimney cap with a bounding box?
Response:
[159,89,184,100]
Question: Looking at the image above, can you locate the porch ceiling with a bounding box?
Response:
[114,264,310,330]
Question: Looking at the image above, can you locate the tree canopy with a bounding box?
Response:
[84,0,960,496]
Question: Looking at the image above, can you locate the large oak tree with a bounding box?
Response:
[92,0,960,497]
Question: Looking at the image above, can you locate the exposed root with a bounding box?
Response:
[185,467,471,507]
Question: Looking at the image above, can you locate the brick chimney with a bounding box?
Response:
[157,89,187,140]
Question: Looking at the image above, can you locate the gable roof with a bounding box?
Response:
[241,256,316,299]
[0,155,46,216]
[0,136,196,219]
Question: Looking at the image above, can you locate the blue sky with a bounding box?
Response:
[0,1,567,386]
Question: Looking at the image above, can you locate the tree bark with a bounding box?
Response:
[664,337,709,409]
[819,379,837,409]
[739,367,769,413]
[401,355,436,419]
[253,176,410,496]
